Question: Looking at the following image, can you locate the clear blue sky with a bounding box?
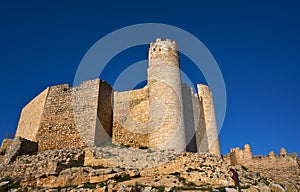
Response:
[0,1,299,155]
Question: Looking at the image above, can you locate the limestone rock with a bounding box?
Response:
[256,183,271,192]
[269,183,286,192]
[225,187,238,192]
[284,182,298,192]
[0,180,10,188]
[0,138,13,155]
[241,186,258,192]
[4,136,37,164]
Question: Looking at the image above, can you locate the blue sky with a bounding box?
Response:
[0,1,299,155]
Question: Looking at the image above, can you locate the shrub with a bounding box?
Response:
[241,165,248,172]
[115,174,131,182]
[178,177,186,183]
[157,186,165,192]
[83,182,96,189]
[169,172,180,176]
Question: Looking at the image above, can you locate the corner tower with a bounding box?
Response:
[148,38,186,152]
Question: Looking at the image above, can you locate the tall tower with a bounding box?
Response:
[197,84,221,156]
[147,38,186,152]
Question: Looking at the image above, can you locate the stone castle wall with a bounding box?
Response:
[71,79,113,147]
[71,79,101,148]
[112,87,149,147]
[182,83,200,152]
[96,80,113,146]
[15,79,113,151]
[226,145,300,186]
[15,88,49,142]
[197,84,221,155]
[37,84,86,151]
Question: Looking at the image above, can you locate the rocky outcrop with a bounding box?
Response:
[0,143,299,191]
[3,136,37,164]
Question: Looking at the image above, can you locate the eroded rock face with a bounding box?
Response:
[3,136,37,164]
[0,145,298,192]
[269,183,286,192]
[0,147,84,179]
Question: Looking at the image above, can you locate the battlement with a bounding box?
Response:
[227,144,298,166]
[149,38,178,61]
[225,144,299,186]
[150,38,177,51]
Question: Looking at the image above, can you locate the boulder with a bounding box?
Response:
[256,183,271,192]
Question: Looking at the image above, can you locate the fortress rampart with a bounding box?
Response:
[225,144,299,186]
[13,38,221,155]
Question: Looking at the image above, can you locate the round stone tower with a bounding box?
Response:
[147,38,186,152]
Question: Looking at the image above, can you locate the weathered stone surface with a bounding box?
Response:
[0,180,10,188]
[256,183,271,192]
[0,148,84,179]
[269,183,286,192]
[225,145,299,188]
[284,182,298,192]
[0,138,13,155]
[241,186,259,192]
[4,136,37,164]
[225,187,238,192]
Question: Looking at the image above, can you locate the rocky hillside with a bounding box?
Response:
[0,141,299,192]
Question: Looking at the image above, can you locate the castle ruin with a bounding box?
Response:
[14,38,221,155]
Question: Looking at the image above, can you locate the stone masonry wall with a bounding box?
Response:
[197,84,221,156]
[112,87,150,147]
[95,80,113,146]
[71,79,112,147]
[195,96,209,153]
[71,79,99,147]
[227,145,300,187]
[37,84,86,151]
[15,88,49,142]
[182,83,199,152]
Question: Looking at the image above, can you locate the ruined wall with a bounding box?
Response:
[197,84,220,156]
[148,38,186,152]
[112,87,150,147]
[37,84,86,151]
[15,88,49,142]
[227,145,300,186]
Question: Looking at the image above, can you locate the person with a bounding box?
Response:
[229,168,239,187]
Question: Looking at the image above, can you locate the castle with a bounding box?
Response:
[14,38,220,155]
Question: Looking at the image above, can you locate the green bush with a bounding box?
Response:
[241,165,248,172]
[169,172,180,176]
[115,174,131,182]
[157,186,165,192]
[83,182,97,189]
[178,177,186,183]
